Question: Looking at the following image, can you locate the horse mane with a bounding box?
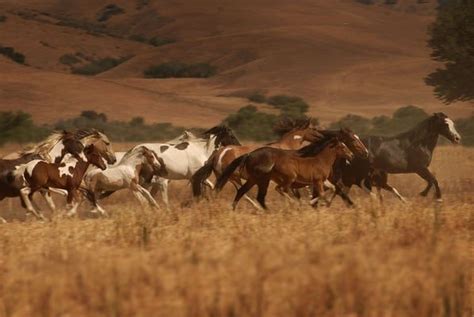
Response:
[19,131,69,157]
[73,128,100,140]
[296,135,335,157]
[203,125,241,146]
[273,117,312,137]
[394,114,441,145]
[120,145,147,162]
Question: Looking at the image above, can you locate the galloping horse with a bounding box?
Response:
[191,118,323,206]
[84,146,164,215]
[0,131,86,218]
[128,125,241,206]
[328,112,461,204]
[215,138,354,210]
[18,145,107,219]
[1,129,116,213]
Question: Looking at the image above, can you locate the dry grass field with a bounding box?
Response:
[0,145,472,316]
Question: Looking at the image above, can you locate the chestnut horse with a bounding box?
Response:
[215,138,354,210]
[191,118,323,206]
[19,145,107,220]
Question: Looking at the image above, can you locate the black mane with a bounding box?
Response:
[296,135,335,157]
[203,125,241,147]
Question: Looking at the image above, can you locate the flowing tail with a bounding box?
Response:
[215,154,248,192]
[191,159,215,197]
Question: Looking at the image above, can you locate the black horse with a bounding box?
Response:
[329,112,461,204]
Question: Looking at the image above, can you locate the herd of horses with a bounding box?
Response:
[0,112,462,223]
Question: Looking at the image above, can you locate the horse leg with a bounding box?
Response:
[29,192,42,212]
[20,187,45,221]
[66,190,81,216]
[310,181,324,208]
[151,178,169,208]
[232,180,256,210]
[416,167,441,201]
[360,178,377,200]
[136,185,160,210]
[256,177,271,210]
[0,216,7,224]
[380,183,407,203]
[231,180,261,210]
[40,189,57,212]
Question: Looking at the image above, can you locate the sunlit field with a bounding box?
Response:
[0,145,472,317]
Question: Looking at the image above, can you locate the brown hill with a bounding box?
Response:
[0,0,470,127]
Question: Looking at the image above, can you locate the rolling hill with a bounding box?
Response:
[0,0,470,127]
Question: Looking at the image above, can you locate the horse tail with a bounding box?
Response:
[191,160,215,197]
[215,154,248,192]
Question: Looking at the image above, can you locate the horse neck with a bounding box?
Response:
[46,140,65,162]
[398,119,439,150]
[74,160,91,178]
[122,153,146,170]
[311,146,339,170]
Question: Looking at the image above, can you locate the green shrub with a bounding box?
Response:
[0,111,50,145]
[455,115,474,146]
[329,114,373,135]
[0,46,25,64]
[247,92,266,103]
[129,34,148,43]
[0,15,7,23]
[144,62,216,78]
[266,94,309,118]
[59,54,81,65]
[223,105,278,141]
[72,56,130,75]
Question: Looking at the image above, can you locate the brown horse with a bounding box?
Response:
[191,118,323,205]
[20,145,107,220]
[215,138,354,210]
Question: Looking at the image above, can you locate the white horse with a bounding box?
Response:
[131,125,241,206]
[83,146,163,215]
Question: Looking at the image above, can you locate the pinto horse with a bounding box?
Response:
[128,125,241,206]
[191,118,323,206]
[329,112,462,204]
[215,138,354,210]
[84,146,164,215]
[0,132,86,219]
[18,145,107,220]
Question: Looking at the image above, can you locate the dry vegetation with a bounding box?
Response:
[0,146,472,317]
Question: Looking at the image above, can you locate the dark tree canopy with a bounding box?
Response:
[425,0,474,103]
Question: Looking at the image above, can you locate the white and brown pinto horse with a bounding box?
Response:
[125,125,241,207]
[84,146,164,215]
[0,129,116,221]
[17,145,107,220]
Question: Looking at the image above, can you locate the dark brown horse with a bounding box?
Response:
[20,144,106,220]
[327,112,462,205]
[215,138,354,210]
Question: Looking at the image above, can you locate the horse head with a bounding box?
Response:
[337,128,369,158]
[331,138,354,162]
[75,129,117,164]
[432,113,461,144]
[140,146,163,174]
[84,145,107,170]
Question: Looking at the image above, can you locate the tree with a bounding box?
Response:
[425,0,474,103]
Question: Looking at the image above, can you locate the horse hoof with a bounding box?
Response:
[435,198,443,203]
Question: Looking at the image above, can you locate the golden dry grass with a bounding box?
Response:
[0,146,472,317]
